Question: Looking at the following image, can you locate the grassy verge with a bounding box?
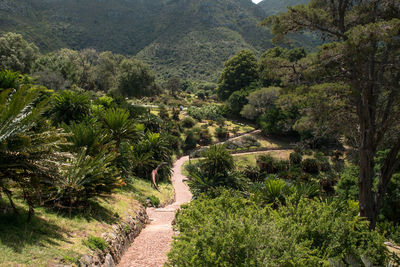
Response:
[233,150,294,170]
[0,180,173,267]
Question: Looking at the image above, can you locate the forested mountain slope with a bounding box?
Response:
[0,0,313,81]
[258,0,310,16]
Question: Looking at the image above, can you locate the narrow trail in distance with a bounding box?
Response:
[118,156,192,267]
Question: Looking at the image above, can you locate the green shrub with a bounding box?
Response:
[289,152,302,165]
[335,165,359,201]
[241,165,261,182]
[241,135,260,148]
[315,152,331,172]
[225,140,239,150]
[215,127,229,140]
[378,221,400,245]
[187,105,225,121]
[302,158,319,174]
[181,116,196,128]
[95,95,114,108]
[275,160,289,172]
[278,166,312,182]
[147,195,160,207]
[257,154,276,173]
[83,235,108,251]
[183,130,200,151]
[257,155,289,174]
[199,129,212,146]
[158,105,169,120]
[167,192,388,266]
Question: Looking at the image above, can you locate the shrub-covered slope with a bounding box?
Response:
[0,0,317,81]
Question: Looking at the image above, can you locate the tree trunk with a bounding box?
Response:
[357,89,378,229]
[358,145,377,228]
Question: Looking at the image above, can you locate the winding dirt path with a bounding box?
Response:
[118,156,192,267]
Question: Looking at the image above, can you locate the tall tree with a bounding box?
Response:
[116,57,157,98]
[0,32,39,73]
[217,50,259,100]
[265,0,400,228]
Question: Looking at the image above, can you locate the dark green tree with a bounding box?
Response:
[265,0,400,228]
[216,50,258,100]
[0,32,39,73]
[116,58,157,97]
[227,90,249,117]
[164,76,182,97]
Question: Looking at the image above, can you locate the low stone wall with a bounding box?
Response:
[78,206,149,267]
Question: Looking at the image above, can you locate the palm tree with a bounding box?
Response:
[0,85,67,220]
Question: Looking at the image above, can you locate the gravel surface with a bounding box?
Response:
[118,156,192,267]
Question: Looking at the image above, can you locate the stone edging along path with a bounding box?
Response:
[77,206,149,267]
[117,156,192,267]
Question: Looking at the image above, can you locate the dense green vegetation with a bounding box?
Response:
[1,0,400,265]
[0,68,179,265]
[173,144,398,265]
[166,0,400,265]
[168,192,387,266]
[0,0,320,81]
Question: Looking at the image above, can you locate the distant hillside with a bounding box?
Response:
[258,0,310,16]
[0,0,315,81]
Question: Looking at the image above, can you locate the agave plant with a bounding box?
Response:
[0,85,67,219]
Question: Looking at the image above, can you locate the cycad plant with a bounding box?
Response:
[50,90,91,125]
[252,176,290,208]
[0,85,67,220]
[200,145,234,177]
[0,69,20,90]
[62,117,106,156]
[102,108,143,146]
[50,149,122,210]
[129,132,172,180]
